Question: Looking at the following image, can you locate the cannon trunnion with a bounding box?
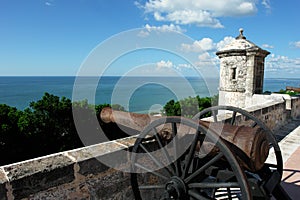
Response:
[101,106,290,200]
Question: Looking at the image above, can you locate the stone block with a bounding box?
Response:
[252,109,262,118]
[11,165,74,199]
[77,157,109,176]
[67,140,130,175]
[262,107,268,115]
[90,170,132,199]
[3,153,75,199]
[268,105,274,112]
[0,169,7,200]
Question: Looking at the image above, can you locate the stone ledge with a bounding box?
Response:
[3,153,74,181]
[0,136,137,199]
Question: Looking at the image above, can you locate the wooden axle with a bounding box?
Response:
[100,107,269,172]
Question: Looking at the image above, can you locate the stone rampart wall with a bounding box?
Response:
[291,97,300,119]
[0,137,137,200]
[245,100,288,131]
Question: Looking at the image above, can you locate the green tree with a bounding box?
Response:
[163,99,181,116]
[24,93,83,156]
[0,92,136,166]
[163,95,214,118]
[0,104,25,164]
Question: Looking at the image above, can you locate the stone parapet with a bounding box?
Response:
[291,97,300,119]
[0,136,137,199]
[245,100,288,131]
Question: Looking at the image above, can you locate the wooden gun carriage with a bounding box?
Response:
[101,106,291,200]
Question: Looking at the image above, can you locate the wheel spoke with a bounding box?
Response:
[139,143,173,177]
[182,131,199,179]
[230,111,237,125]
[227,187,233,200]
[212,110,218,122]
[171,122,181,176]
[185,152,224,183]
[251,121,257,128]
[188,182,240,189]
[154,128,176,175]
[134,163,169,180]
[139,185,165,190]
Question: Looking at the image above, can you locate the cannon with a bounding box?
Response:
[100,106,291,200]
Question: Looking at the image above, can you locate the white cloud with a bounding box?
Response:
[137,30,150,38]
[154,12,165,21]
[216,36,235,50]
[290,41,300,48]
[125,61,179,76]
[181,36,235,52]
[181,38,215,52]
[262,0,271,9]
[156,60,173,69]
[194,52,218,68]
[155,60,198,74]
[194,38,215,51]
[138,0,263,28]
[45,1,55,6]
[198,52,211,61]
[295,60,300,65]
[265,54,300,75]
[262,44,274,49]
[155,10,223,28]
[177,63,193,69]
[145,23,185,33]
[138,23,185,37]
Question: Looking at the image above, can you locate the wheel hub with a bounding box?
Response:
[164,176,187,199]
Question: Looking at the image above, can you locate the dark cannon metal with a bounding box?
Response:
[101,106,291,200]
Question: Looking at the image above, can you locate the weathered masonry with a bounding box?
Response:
[217,29,270,108]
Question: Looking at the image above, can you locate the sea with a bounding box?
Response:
[0,76,299,113]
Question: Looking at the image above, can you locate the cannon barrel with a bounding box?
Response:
[100,107,269,171]
[100,107,161,131]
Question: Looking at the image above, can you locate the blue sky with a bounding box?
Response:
[0,0,300,78]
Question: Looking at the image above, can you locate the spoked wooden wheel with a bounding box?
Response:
[192,105,283,177]
[193,105,284,198]
[131,117,251,200]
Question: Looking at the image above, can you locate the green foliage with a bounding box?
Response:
[276,89,300,96]
[163,95,216,118]
[0,104,25,164]
[163,99,181,116]
[278,89,286,94]
[28,93,82,151]
[210,94,219,106]
[179,96,201,118]
[0,92,126,166]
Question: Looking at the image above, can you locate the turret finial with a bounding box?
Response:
[236,28,246,39]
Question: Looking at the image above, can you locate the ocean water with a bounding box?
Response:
[0,76,299,112]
